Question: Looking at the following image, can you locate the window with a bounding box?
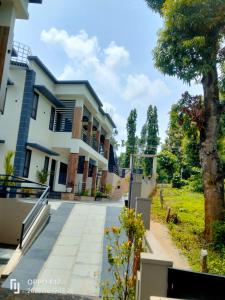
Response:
[44,157,49,172]
[49,107,55,131]
[58,162,68,185]
[23,149,32,178]
[1,88,7,115]
[31,92,39,120]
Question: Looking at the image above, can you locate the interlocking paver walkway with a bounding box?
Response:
[3,201,123,298]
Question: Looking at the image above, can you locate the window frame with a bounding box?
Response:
[49,106,55,131]
[44,156,50,173]
[23,149,32,178]
[31,92,39,120]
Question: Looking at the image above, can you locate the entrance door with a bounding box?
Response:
[49,159,56,191]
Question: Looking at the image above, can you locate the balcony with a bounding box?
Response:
[81,129,105,157]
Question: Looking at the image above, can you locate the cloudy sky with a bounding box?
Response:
[15,0,202,152]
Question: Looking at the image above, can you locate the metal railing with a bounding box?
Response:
[19,185,49,248]
[81,129,105,157]
[10,41,32,66]
[0,175,49,248]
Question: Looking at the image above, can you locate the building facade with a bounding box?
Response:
[0,44,118,195]
[0,0,42,113]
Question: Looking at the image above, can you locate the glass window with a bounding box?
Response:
[49,107,55,131]
[31,92,39,120]
[58,162,68,185]
[23,149,32,178]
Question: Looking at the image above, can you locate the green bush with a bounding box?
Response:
[172,174,186,188]
[188,171,203,193]
[80,189,89,196]
[213,220,225,250]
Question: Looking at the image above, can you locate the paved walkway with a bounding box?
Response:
[3,201,123,298]
[150,220,191,270]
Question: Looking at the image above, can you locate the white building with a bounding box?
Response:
[0,0,42,113]
[0,44,119,196]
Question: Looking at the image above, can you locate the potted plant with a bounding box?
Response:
[0,151,15,198]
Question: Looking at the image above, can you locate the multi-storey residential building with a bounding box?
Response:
[0,43,118,195]
[0,0,42,113]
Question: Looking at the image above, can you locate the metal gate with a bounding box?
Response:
[167,267,225,300]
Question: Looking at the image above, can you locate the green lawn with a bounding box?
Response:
[152,185,225,275]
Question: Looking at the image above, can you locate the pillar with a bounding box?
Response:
[104,138,110,160]
[82,157,89,192]
[67,153,79,193]
[0,2,15,113]
[72,106,83,139]
[96,125,101,151]
[101,170,108,191]
[87,115,93,145]
[92,165,98,194]
[135,198,151,230]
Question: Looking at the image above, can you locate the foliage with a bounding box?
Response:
[36,169,49,185]
[102,208,145,300]
[144,105,159,176]
[105,183,113,195]
[157,149,179,182]
[172,174,186,189]
[213,220,225,250]
[187,169,203,193]
[4,151,15,176]
[152,186,225,275]
[124,109,137,168]
[80,189,89,196]
[146,0,225,240]
[95,191,108,198]
[147,0,225,83]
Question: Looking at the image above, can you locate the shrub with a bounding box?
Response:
[80,189,89,196]
[172,174,186,189]
[102,208,145,300]
[188,171,203,193]
[36,169,49,185]
[213,220,225,250]
[104,183,112,195]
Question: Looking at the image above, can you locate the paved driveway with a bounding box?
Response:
[3,201,123,298]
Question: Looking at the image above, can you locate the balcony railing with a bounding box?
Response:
[11,41,32,66]
[81,129,106,157]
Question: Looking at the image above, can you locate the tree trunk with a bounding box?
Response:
[200,66,225,242]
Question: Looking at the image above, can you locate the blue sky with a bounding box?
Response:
[15,0,202,152]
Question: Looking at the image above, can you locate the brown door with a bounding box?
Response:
[0,26,10,85]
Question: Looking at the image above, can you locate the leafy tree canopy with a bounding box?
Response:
[146,0,225,82]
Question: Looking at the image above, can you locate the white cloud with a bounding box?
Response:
[40,28,171,143]
[122,74,170,106]
[103,101,127,141]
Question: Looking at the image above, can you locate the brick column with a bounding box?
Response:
[92,165,98,194]
[101,170,108,192]
[82,159,89,191]
[87,117,93,144]
[72,106,83,139]
[104,139,110,160]
[67,153,79,193]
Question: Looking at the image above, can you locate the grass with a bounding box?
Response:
[152,185,225,275]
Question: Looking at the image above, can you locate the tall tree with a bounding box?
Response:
[144,105,159,175]
[145,0,225,241]
[125,109,137,168]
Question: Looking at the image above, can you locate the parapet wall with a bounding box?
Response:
[0,198,34,245]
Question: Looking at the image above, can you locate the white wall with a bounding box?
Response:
[27,147,68,192]
[28,92,55,147]
[0,66,26,173]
